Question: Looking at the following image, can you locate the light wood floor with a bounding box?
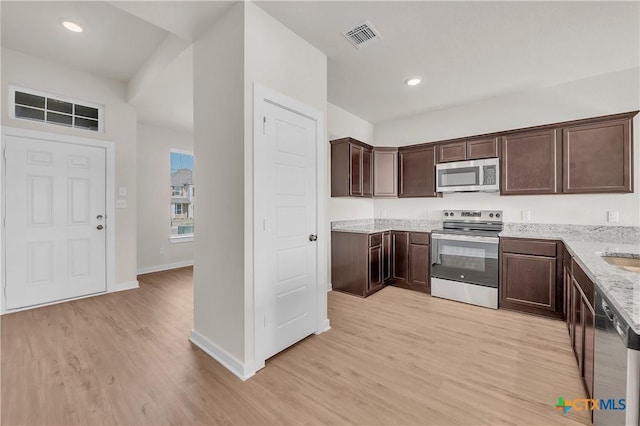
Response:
[1,267,590,425]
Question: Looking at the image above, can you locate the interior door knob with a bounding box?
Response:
[309,234,318,242]
[97,214,104,220]
[97,225,104,230]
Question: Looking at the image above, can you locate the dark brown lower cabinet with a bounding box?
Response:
[392,231,409,281]
[499,238,563,318]
[382,231,391,282]
[583,298,595,399]
[331,231,390,297]
[368,245,382,291]
[390,232,430,294]
[565,256,595,400]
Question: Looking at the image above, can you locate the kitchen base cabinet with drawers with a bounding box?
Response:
[330,231,390,297]
[331,230,431,297]
[390,231,431,294]
[499,237,564,319]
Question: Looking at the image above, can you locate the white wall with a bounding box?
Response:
[1,47,139,286]
[327,102,375,221]
[374,68,640,226]
[193,2,246,363]
[193,1,328,373]
[136,123,193,273]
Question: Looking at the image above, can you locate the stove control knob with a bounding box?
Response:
[450,212,454,216]
[444,212,449,217]
[496,213,501,218]
[489,213,494,218]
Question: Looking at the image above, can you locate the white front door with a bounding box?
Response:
[256,100,318,360]
[4,135,107,309]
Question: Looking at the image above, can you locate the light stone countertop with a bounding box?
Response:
[500,223,640,340]
[332,219,640,339]
[331,218,441,234]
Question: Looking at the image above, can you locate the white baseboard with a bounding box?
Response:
[327,281,332,291]
[189,329,256,381]
[111,280,139,293]
[137,260,193,275]
[316,318,331,334]
[2,280,139,314]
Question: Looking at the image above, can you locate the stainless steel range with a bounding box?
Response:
[430,210,502,309]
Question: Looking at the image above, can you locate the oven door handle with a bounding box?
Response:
[431,233,499,244]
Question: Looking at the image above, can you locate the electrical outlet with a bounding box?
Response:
[115,199,127,209]
[118,187,127,197]
[607,211,619,223]
[521,210,531,221]
[159,247,165,255]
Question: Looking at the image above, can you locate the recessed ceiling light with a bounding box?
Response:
[61,20,83,33]
[405,78,422,87]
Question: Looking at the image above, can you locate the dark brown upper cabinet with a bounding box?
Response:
[437,141,466,163]
[437,137,499,163]
[563,117,633,194]
[399,145,438,197]
[331,111,637,199]
[500,129,562,195]
[330,137,372,197]
[373,147,398,198]
[467,137,500,160]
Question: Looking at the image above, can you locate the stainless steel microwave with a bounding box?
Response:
[435,158,500,193]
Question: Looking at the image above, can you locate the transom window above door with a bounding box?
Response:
[9,85,103,132]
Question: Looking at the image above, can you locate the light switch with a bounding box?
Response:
[119,187,127,197]
[115,199,127,209]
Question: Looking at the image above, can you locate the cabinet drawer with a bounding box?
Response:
[369,233,382,247]
[572,259,594,307]
[410,232,430,245]
[501,238,556,257]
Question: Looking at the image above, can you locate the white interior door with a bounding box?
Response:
[256,100,318,361]
[4,135,107,309]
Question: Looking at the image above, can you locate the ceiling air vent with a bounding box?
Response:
[342,20,382,49]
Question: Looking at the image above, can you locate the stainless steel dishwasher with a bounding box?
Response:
[593,288,640,426]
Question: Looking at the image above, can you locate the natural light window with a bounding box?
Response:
[170,150,194,242]
[9,85,103,132]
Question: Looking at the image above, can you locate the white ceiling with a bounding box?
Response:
[1,1,168,82]
[1,1,639,131]
[257,1,640,123]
